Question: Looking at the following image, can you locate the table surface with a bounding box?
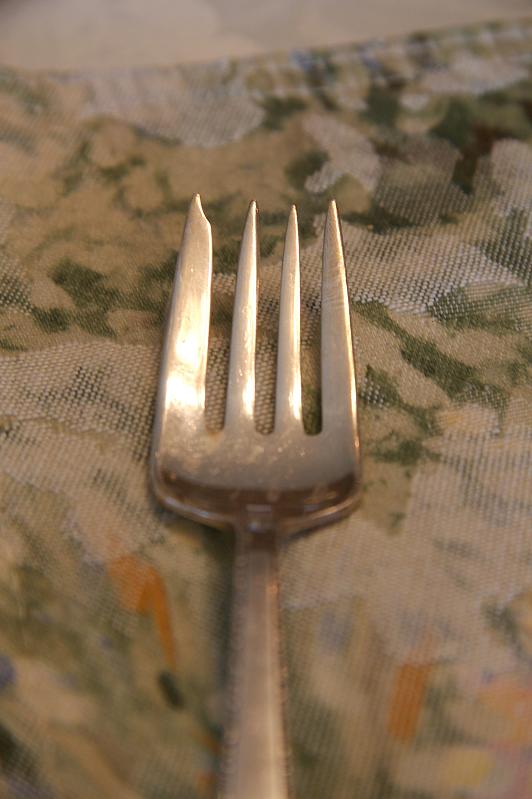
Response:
[1,0,531,69]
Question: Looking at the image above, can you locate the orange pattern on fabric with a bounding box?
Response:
[108,555,177,669]
[388,662,433,742]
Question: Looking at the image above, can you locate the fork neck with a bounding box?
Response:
[234,505,280,540]
[235,520,278,546]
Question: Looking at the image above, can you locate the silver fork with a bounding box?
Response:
[150,195,361,799]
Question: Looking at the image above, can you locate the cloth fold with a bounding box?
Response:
[1,17,532,799]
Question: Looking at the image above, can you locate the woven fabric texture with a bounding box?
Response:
[1,18,532,799]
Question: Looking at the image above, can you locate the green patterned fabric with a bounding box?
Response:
[1,17,532,798]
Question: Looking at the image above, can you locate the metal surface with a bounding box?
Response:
[151,195,361,798]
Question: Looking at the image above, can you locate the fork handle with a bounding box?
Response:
[220,531,289,799]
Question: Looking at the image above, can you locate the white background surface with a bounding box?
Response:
[0,0,531,70]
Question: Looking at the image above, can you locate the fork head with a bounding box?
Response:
[150,195,361,537]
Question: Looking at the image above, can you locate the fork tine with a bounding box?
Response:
[225,201,259,429]
[321,200,357,430]
[275,205,302,430]
[159,193,212,420]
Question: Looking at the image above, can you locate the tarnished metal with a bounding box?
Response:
[151,195,361,798]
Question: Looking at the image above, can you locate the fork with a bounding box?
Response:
[150,195,361,799]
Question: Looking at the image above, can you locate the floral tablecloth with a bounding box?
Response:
[1,17,532,799]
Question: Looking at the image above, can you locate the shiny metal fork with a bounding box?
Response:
[150,195,361,799]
